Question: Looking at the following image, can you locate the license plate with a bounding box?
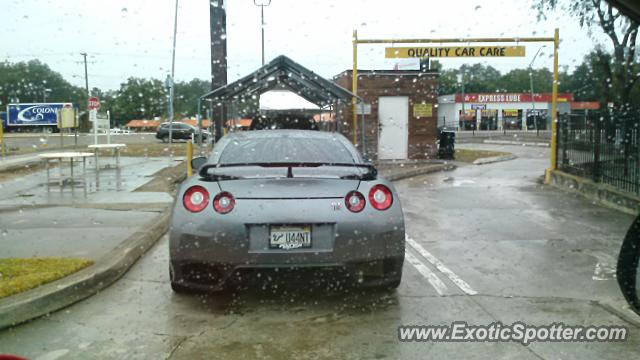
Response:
[269,225,312,250]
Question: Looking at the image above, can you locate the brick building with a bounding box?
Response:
[334,70,439,160]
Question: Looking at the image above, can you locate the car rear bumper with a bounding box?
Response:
[169,211,404,289]
[172,226,403,260]
[170,256,404,291]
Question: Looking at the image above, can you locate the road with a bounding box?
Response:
[0,144,637,359]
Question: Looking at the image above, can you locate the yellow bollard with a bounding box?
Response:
[186,140,193,177]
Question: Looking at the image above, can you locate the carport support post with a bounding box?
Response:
[197,97,203,149]
[352,30,358,146]
[206,105,213,150]
[360,102,366,157]
[546,28,559,184]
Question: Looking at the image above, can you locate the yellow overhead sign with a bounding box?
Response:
[385,46,526,58]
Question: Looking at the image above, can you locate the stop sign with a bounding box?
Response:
[88,97,101,110]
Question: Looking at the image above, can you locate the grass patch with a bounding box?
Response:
[0,258,94,299]
[455,149,511,163]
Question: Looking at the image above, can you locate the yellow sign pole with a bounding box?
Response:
[352,30,358,146]
[546,28,559,183]
[186,140,193,177]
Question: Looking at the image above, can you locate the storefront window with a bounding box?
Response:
[502,109,521,130]
[480,109,498,130]
[459,109,476,130]
[526,110,548,130]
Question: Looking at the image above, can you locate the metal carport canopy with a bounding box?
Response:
[200,55,358,107]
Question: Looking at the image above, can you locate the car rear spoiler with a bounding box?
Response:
[199,162,378,181]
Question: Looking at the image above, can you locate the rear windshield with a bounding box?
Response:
[218,135,356,164]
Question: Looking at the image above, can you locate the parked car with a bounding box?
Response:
[169,130,405,293]
[156,122,209,142]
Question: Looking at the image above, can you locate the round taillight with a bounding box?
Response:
[183,186,209,212]
[345,191,366,213]
[213,192,235,214]
[368,184,393,211]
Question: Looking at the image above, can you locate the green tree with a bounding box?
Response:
[501,68,549,93]
[532,0,639,109]
[104,77,166,126]
[0,60,85,107]
[173,79,211,118]
[460,64,502,93]
[568,50,613,103]
[437,64,502,95]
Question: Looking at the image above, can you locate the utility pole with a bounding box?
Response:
[168,0,179,145]
[254,0,271,66]
[458,70,466,132]
[529,45,546,135]
[80,52,89,130]
[210,0,228,142]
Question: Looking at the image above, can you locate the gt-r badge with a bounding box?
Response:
[331,202,342,211]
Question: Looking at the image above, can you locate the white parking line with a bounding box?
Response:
[406,235,478,296]
[405,251,448,295]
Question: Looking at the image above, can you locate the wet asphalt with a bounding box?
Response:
[0,144,638,359]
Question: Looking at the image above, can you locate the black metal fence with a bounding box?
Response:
[557,110,640,195]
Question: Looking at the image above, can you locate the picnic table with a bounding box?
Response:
[39,152,94,191]
[87,143,127,172]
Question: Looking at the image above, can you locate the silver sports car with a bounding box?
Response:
[169,130,405,292]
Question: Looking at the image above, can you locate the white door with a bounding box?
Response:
[378,96,409,160]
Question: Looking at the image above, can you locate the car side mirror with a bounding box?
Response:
[617,214,640,315]
[191,156,207,171]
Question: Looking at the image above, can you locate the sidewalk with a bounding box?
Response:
[0,155,182,329]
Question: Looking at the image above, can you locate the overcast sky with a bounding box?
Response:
[1,0,616,91]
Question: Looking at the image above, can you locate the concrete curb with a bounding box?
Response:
[548,170,639,215]
[473,154,518,165]
[0,207,171,330]
[385,163,457,181]
[0,159,42,173]
[483,139,550,147]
